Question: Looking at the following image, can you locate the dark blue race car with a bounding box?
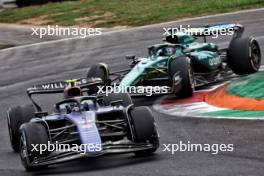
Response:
[7,78,159,171]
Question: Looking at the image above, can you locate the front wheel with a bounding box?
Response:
[168,56,194,98]
[130,106,159,156]
[20,122,49,171]
[87,63,109,95]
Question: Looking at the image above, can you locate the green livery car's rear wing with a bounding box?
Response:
[187,23,243,37]
[165,23,244,43]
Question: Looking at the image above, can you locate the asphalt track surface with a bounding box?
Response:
[0,9,264,176]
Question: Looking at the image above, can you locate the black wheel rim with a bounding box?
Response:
[188,61,195,91]
[7,113,13,144]
[20,133,30,168]
[250,41,261,70]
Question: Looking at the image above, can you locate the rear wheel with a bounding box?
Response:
[103,93,133,107]
[168,56,194,98]
[130,107,159,156]
[228,37,261,75]
[7,104,35,152]
[87,63,109,94]
[20,122,49,171]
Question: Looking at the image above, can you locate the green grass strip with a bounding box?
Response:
[226,71,264,99]
[0,0,264,27]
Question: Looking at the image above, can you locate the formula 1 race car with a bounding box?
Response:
[6,78,159,171]
[87,23,262,97]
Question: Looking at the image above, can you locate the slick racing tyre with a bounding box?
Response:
[7,104,35,152]
[20,122,49,171]
[103,93,133,107]
[87,63,109,95]
[168,56,194,98]
[130,107,159,156]
[228,37,261,75]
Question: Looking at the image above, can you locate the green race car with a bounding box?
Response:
[87,23,261,98]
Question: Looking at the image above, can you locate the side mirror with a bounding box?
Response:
[126,55,138,68]
[110,100,123,107]
[125,55,136,60]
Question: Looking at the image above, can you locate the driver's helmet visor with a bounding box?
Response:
[157,46,176,56]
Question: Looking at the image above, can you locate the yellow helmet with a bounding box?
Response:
[64,79,82,98]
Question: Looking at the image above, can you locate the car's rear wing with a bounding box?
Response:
[165,23,244,43]
[27,77,102,111]
[188,23,243,37]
